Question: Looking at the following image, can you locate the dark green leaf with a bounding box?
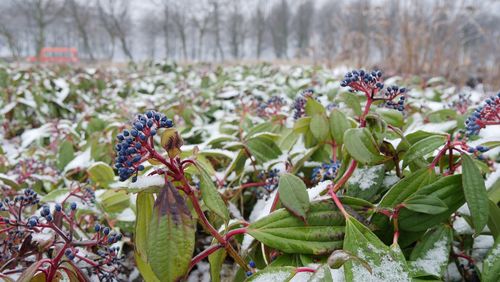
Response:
[404,195,448,215]
[197,163,230,222]
[310,114,329,141]
[481,239,500,282]
[409,224,452,277]
[461,153,489,235]
[247,200,345,254]
[343,217,411,281]
[339,92,362,116]
[343,128,386,165]
[278,173,310,220]
[402,135,447,168]
[399,175,465,232]
[329,109,351,145]
[345,165,385,200]
[247,135,282,163]
[57,140,74,170]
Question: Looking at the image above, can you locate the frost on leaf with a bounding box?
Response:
[410,238,449,276]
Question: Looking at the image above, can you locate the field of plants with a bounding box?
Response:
[0,63,499,282]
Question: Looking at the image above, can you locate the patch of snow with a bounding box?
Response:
[290,272,312,282]
[187,261,210,282]
[117,208,136,222]
[126,174,165,189]
[251,270,293,282]
[472,235,494,260]
[485,164,500,189]
[411,237,449,276]
[64,148,92,172]
[347,165,383,190]
[21,124,52,148]
[352,248,410,282]
[308,180,332,200]
[228,202,243,220]
[453,217,473,235]
[331,266,345,281]
[382,175,400,188]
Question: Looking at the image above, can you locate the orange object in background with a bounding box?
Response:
[27,47,79,63]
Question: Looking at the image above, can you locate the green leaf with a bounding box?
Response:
[208,245,226,282]
[329,109,351,145]
[197,163,230,222]
[246,135,282,163]
[135,192,154,259]
[461,153,489,235]
[135,253,160,282]
[345,165,385,201]
[404,195,448,215]
[305,98,325,116]
[482,239,500,282]
[376,108,404,128]
[293,116,311,134]
[310,114,329,141]
[398,175,465,232]
[278,173,310,221]
[147,183,195,282]
[409,224,452,277]
[402,135,447,168]
[99,190,130,213]
[57,140,74,170]
[41,188,70,202]
[340,92,362,116]
[372,168,436,230]
[277,128,300,151]
[246,267,295,282]
[343,128,386,165]
[343,217,411,281]
[87,162,115,187]
[487,200,500,238]
[247,200,345,254]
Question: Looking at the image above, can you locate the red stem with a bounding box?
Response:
[296,267,317,273]
[188,244,223,272]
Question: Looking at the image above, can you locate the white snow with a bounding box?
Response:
[352,252,411,282]
[308,180,332,200]
[411,237,449,276]
[347,165,383,190]
[453,217,473,235]
[126,174,165,190]
[21,124,52,148]
[251,270,292,282]
[117,208,136,222]
[63,148,92,172]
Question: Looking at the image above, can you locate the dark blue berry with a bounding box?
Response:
[70,202,77,210]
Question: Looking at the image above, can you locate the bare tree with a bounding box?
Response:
[293,0,314,58]
[14,0,67,55]
[251,3,266,59]
[210,0,225,61]
[98,0,133,61]
[268,0,290,58]
[68,0,95,60]
[227,1,246,59]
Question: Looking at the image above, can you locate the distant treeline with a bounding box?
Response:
[0,0,499,86]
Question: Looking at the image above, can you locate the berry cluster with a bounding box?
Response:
[340,70,407,110]
[256,96,285,118]
[465,93,500,136]
[384,94,406,112]
[293,88,315,120]
[340,69,383,92]
[466,145,490,161]
[257,168,280,192]
[115,110,174,182]
[311,160,341,183]
[13,158,57,184]
[449,93,471,115]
